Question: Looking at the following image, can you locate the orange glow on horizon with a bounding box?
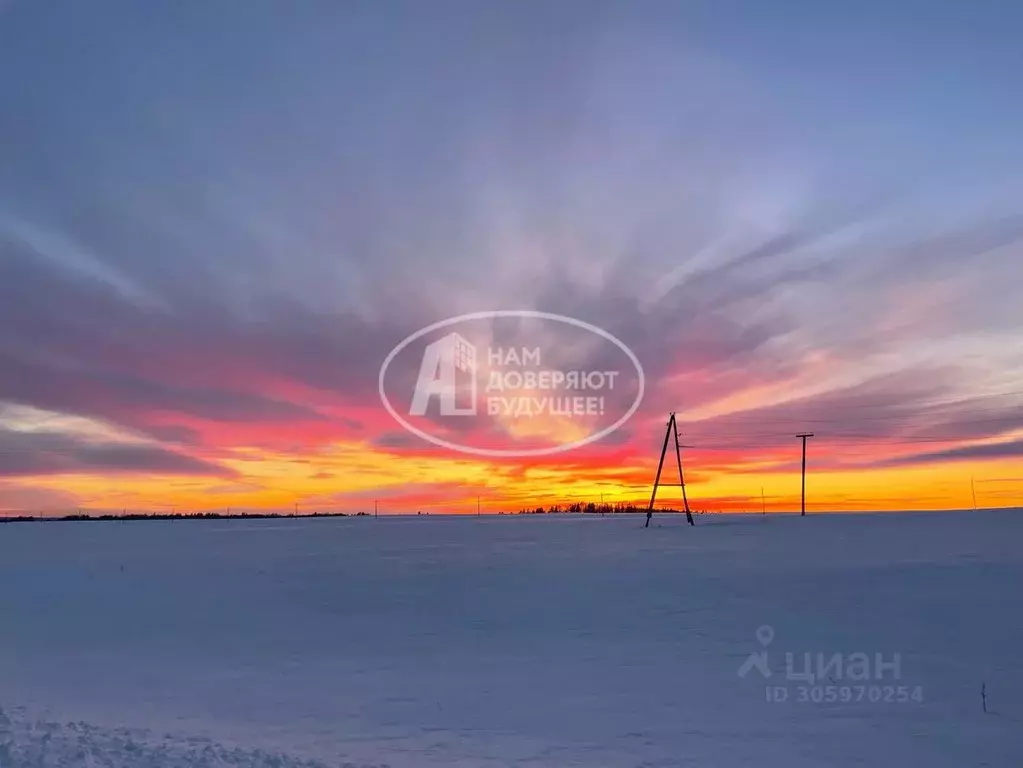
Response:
[5,439,1021,517]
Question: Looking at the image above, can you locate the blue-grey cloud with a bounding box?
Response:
[881,439,1023,468]
[0,428,235,478]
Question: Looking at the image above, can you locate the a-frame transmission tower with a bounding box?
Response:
[645,412,695,528]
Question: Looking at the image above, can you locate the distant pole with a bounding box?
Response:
[971,476,978,511]
[796,433,814,516]
[761,487,766,516]
[477,495,481,517]
[375,500,378,518]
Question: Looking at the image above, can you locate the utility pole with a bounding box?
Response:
[761,487,766,516]
[645,414,673,528]
[646,415,671,527]
[374,500,378,518]
[971,476,978,511]
[477,495,481,517]
[672,417,695,526]
[646,412,695,528]
[797,433,814,516]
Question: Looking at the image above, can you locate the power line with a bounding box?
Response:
[673,388,1023,419]
[680,432,1023,450]
[678,407,1023,427]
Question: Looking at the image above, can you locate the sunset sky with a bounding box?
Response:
[2,1,1023,515]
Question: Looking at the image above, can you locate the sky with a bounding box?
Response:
[2,0,1023,515]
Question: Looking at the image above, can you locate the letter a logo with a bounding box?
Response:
[409,332,477,417]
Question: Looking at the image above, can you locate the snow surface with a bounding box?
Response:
[1,511,1021,767]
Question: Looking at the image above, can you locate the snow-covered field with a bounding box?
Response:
[1,511,1021,767]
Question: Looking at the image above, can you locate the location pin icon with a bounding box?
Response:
[756,625,775,647]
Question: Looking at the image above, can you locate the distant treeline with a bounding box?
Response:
[0,510,368,524]
[515,502,698,515]
[2,505,708,523]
